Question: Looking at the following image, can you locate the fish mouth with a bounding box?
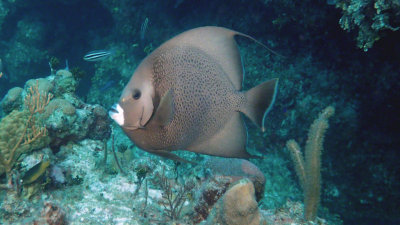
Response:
[109,104,125,126]
[109,104,119,114]
[109,104,145,130]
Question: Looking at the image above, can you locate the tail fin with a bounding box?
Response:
[241,78,278,132]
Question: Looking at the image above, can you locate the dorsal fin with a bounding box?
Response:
[161,26,244,90]
[160,26,283,91]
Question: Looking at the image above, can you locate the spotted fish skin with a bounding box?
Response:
[131,46,245,151]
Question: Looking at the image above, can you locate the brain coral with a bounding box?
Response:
[0,110,49,176]
[1,87,23,114]
[25,78,54,96]
[43,99,76,119]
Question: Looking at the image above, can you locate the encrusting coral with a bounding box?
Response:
[0,80,52,187]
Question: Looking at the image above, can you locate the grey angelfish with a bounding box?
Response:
[109,26,278,162]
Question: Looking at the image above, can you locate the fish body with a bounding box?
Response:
[83,50,114,61]
[109,26,278,161]
[100,80,116,91]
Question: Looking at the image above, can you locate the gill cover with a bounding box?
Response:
[119,66,155,130]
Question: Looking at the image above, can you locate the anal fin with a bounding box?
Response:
[188,112,258,158]
[145,149,197,164]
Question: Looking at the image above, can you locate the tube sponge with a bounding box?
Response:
[286,106,335,221]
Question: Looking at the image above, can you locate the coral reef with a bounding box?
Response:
[203,158,266,201]
[53,70,77,97]
[0,71,111,212]
[151,167,193,221]
[0,81,51,179]
[193,175,231,223]
[36,202,67,225]
[1,70,111,150]
[0,0,398,224]
[192,158,267,223]
[336,0,400,50]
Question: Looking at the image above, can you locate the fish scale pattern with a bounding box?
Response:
[139,45,244,151]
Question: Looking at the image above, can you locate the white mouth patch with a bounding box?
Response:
[109,104,125,126]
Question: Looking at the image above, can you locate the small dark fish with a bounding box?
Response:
[22,160,50,185]
[140,17,149,40]
[0,58,7,80]
[100,80,116,91]
[83,50,114,62]
[0,58,3,78]
[64,59,69,71]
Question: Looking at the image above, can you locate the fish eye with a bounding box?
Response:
[133,90,141,100]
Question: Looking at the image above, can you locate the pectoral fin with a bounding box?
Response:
[153,89,174,126]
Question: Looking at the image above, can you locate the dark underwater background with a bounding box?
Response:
[0,0,399,224]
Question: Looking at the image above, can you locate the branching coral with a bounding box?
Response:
[0,80,52,187]
[151,167,192,221]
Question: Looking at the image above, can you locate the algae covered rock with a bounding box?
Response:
[88,104,111,140]
[43,98,110,147]
[205,179,263,225]
[43,98,80,146]
[54,70,77,97]
[193,158,266,223]
[203,158,266,201]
